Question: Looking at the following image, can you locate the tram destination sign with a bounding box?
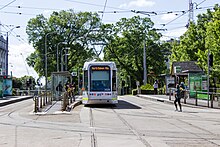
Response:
[91,66,110,70]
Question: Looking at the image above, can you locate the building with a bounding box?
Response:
[171,61,203,85]
[0,35,7,75]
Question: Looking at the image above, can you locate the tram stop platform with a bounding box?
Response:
[0,96,33,107]
[138,94,220,109]
[35,96,82,115]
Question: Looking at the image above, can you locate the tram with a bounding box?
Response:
[82,61,118,104]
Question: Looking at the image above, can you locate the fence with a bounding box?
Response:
[169,88,220,108]
[33,90,75,113]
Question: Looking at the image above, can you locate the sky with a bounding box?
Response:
[0,0,219,81]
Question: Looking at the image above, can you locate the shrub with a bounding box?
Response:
[140,84,154,90]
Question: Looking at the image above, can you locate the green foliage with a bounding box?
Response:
[103,16,170,88]
[170,4,220,79]
[26,10,102,77]
[140,84,154,90]
[12,76,35,90]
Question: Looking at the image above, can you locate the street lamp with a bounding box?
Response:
[5,26,20,76]
[45,31,56,101]
[61,47,70,71]
[56,42,67,72]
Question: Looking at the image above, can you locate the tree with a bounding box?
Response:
[205,5,220,78]
[170,4,220,77]
[12,76,35,90]
[26,10,102,77]
[103,16,170,87]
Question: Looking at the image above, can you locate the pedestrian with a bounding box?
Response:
[174,84,182,112]
[153,80,158,95]
[180,82,186,99]
[56,81,63,96]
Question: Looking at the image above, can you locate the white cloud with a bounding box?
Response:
[161,13,177,21]
[119,0,155,8]
[8,43,38,79]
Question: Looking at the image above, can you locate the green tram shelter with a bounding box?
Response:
[171,61,206,98]
[51,71,72,101]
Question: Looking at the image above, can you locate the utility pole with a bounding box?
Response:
[143,41,147,85]
[187,0,194,28]
[207,49,210,107]
[45,31,56,102]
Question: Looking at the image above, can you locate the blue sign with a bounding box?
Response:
[3,79,12,96]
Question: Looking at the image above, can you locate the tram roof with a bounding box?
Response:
[83,61,117,70]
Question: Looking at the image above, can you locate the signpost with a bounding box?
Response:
[71,71,77,77]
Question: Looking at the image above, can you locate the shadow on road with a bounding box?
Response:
[85,100,141,109]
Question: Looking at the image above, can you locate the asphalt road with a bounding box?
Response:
[0,95,220,147]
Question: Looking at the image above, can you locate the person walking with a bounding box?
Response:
[174,84,182,112]
[153,80,158,95]
[56,81,63,97]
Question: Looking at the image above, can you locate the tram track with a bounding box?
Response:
[90,107,98,147]
[120,96,220,146]
[111,107,151,147]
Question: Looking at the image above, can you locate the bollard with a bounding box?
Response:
[184,90,186,104]
[169,88,171,100]
[62,92,68,111]
[43,94,46,106]
[34,96,38,113]
[218,97,220,107]
[211,94,213,108]
[195,91,198,106]
[40,95,43,108]
[70,92,73,104]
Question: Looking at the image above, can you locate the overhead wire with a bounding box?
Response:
[1,24,34,76]
[64,0,129,11]
[196,0,207,6]
[160,0,211,29]
[0,11,37,16]
[101,0,108,22]
[0,4,61,11]
[0,0,16,10]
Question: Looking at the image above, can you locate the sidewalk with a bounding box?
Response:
[0,95,82,115]
[138,94,220,109]
[0,96,33,107]
[35,96,82,115]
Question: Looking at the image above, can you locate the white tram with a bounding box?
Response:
[82,62,118,104]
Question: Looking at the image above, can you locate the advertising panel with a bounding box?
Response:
[0,77,3,98]
[3,78,12,96]
[189,73,208,99]
[165,76,175,94]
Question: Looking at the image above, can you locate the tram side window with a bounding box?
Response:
[112,70,117,91]
[84,70,88,90]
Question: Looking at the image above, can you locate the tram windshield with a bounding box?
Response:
[90,66,111,91]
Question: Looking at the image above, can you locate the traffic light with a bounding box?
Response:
[209,54,213,67]
[3,75,7,79]
[122,81,125,87]
[26,80,30,87]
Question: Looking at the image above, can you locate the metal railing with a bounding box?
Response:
[169,88,220,108]
[33,90,75,113]
[33,91,52,113]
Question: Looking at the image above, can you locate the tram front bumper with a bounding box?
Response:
[82,98,118,104]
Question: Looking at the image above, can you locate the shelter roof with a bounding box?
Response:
[171,61,203,76]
